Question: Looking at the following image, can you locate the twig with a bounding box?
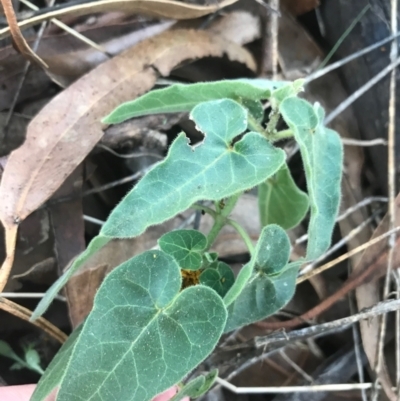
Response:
[325,55,400,124]
[256,229,400,330]
[317,4,370,70]
[19,0,111,57]
[0,292,66,302]
[0,0,47,68]
[4,0,54,129]
[297,226,400,284]
[348,292,368,401]
[375,1,398,399]
[216,377,374,393]
[0,297,67,344]
[305,32,400,83]
[96,144,163,160]
[255,298,400,348]
[83,167,150,196]
[279,349,314,383]
[341,138,387,146]
[300,212,378,275]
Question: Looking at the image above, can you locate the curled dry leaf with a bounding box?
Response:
[0,0,47,68]
[0,0,238,40]
[0,28,256,292]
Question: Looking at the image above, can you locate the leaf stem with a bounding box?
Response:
[227,219,255,255]
[190,203,218,219]
[269,129,294,142]
[205,192,242,250]
[247,113,268,136]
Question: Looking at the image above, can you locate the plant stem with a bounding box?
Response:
[205,192,242,250]
[270,129,294,142]
[190,203,218,219]
[247,113,268,137]
[227,219,255,255]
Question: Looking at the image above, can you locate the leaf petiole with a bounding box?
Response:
[205,192,242,251]
[227,219,255,255]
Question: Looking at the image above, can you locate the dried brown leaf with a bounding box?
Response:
[0,28,256,292]
[353,194,400,401]
[0,0,238,40]
[0,0,47,67]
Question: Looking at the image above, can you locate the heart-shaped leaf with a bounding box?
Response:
[36,250,227,401]
[32,98,285,320]
[280,97,342,260]
[102,99,285,238]
[103,79,290,124]
[258,163,309,230]
[224,225,299,332]
[159,230,207,270]
[200,262,234,297]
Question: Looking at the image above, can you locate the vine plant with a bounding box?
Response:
[30,79,343,401]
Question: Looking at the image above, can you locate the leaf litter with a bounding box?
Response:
[0,28,256,292]
[1,2,399,398]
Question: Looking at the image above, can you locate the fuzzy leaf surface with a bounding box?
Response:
[31,325,83,401]
[258,163,309,229]
[103,79,290,124]
[280,97,342,260]
[52,251,227,401]
[200,262,234,297]
[159,229,207,270]
[224,225,298,332]
[33,99,284,321]
[101,99,285,238]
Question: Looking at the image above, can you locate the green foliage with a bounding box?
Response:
[280,97,343,260]
[225,225,299,332]
[258,163,309,230]
[159,230,207,270]
[33,78,343,401]
[102,79,290,124]
[33,98,285,319]
[170,370,218,401]
[0,340,44,376]
[200,261,235,297]
[41,251,226,401]
[31,326,83,401]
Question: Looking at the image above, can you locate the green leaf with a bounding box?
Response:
[258,163,309,230]
[10,362,23,370]
[31,325,83,401]
[0,340,20,360]
[223,261,253,307]
[280,97,342,260]
[240,99,264,123]
[50,251,227,401]
[33,99,285,321]
[102,79,290,124]
[170,370,218,401]
[224,225,298,332]
[101,99,285,239]
[203,252,219,267]
[200,262,235,297]
[159,230,207,270]
[270,79,304,109]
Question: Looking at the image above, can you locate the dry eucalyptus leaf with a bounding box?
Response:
[0,0,238,40]
[0,28,256,292]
